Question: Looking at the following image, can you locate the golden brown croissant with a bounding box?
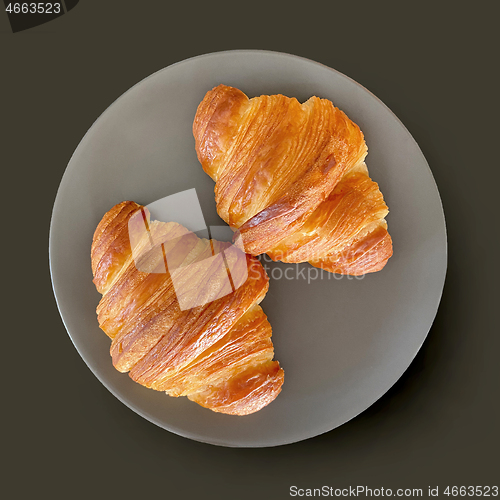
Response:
[193,85,393,275]
[91,201,284,415]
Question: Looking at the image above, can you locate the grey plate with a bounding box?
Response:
[49,50,447,447]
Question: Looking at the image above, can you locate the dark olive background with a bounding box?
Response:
[2,1,498,498]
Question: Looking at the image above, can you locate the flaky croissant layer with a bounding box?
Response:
[91,201,284,415]
[193,85,393,275]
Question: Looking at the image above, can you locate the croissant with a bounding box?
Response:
[91,201,284,415]
[193,85,393,275]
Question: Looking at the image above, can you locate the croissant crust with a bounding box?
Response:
[91,201,284,415]
[193,85,393,275]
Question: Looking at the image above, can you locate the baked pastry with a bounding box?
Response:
[193,85,393,275]
[91,201,284,415]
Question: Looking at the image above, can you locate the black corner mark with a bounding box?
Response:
[4,1,80,33]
